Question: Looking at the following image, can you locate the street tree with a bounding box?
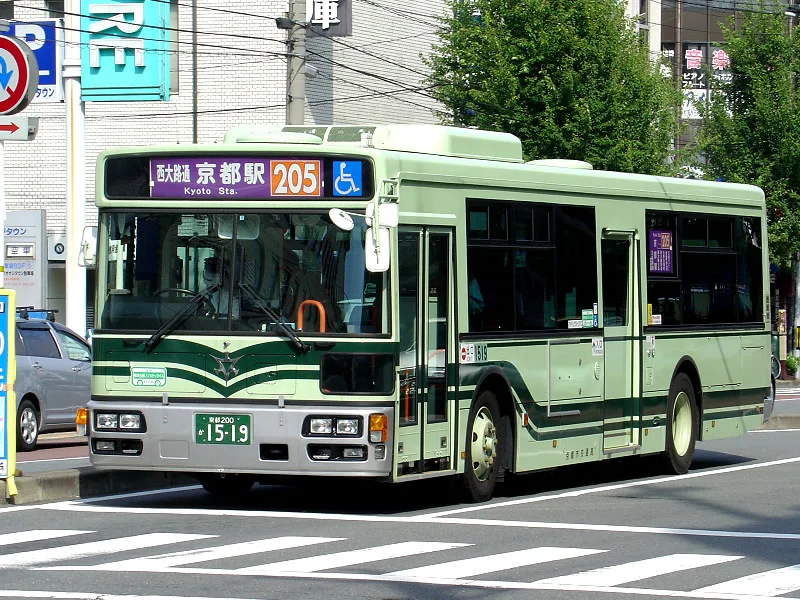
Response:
[425,0,682,174]
[699,8,800,266]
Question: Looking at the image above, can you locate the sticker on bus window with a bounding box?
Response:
[582,309,594,328]
[568,319,583,329]
[651,314,662,325]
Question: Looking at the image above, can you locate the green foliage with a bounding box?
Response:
[786,354,798,376]
[425,0,682,174]
[698,7,800,267]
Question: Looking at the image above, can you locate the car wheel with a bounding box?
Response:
[17,399,39,452]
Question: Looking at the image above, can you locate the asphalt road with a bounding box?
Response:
[1,427,798,600]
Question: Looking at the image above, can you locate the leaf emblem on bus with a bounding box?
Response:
[212,353,241,382]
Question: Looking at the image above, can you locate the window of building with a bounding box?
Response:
[0,1,14,19]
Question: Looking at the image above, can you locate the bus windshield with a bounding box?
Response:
[97,211,387,335]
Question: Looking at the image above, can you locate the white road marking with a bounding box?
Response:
[534,553,743,586]
[32,500,800,541]
[28,569,795,600]
[0,533,213,568]
[0,593,263,600]
[96,536,343,570]
[694,564,800,596]
[0,530,92,547]
[388,546,605,579]
[242,541,468,573]
[421,456,800,518]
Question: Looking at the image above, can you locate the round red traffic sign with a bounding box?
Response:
[0,35,38,115]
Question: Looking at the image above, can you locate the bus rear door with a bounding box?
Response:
[600,231,642,451]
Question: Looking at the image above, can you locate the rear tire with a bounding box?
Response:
[197,473,255,498]
[661,373,698,474]
[17,399,39,452]
[462,390,503,503]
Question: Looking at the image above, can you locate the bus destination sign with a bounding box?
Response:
[149,157,370,199]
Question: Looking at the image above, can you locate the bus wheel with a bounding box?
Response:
[463,390,501,503]
[197,473,255,498]
[661,373,698,475]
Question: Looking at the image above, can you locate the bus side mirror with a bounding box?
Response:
[79,226,97,267]
[365,227,390,273]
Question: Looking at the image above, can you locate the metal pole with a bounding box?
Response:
[674,0,682,155]
[0,141,5,289]
[286,0,306,125]
[64,0,87,334]
[192,0,198,143]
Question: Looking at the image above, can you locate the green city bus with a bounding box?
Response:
[87,124,770,502]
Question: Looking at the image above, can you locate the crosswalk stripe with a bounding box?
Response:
[241,541,468,573]
[694,563,800,596]
[0,533,214,568]
[387,546,605,579]
[96,536,344,570]
[534,553,743,586]
[0,530,92,548]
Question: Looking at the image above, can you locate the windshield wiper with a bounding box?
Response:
[144,283,221,354]
[239,283,310,353]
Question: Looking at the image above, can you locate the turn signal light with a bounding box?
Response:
[369,413,388,443]
[75,408,87,436]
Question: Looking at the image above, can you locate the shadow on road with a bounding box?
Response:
[94,447,757,516]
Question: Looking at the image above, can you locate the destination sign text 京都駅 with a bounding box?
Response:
[149,157,372,199]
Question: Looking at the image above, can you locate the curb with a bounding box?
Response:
[1,468,196,507]
[757,415,800,431]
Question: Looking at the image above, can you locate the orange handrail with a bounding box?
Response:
[296,300,326,332]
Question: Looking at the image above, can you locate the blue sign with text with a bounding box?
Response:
[0,20,63,103]
[0,293,11,478]
[80,0,170,101]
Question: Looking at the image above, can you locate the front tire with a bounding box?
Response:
[17,399,39,452]
[661,373,698,474]
[462,390,503,503]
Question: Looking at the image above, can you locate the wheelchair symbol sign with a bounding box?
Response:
[333,161,363,197]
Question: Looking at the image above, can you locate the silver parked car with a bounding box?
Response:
[14,310,91,451]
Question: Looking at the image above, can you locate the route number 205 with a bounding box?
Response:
[270,160,322,197]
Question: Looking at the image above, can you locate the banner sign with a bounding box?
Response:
[80,0,171,101]
[0,290,17,481]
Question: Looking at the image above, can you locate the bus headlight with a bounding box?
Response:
[336,418,359,435]
[119,414,142,429]
[310,418,333,434]
[96,413,118,429]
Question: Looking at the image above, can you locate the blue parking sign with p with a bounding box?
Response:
[0,20,64,103]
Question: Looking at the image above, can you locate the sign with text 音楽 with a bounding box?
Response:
[80,0,171,101]
[0,20,64,103]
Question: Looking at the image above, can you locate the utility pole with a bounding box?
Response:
[286,0,306,125]
[674,0,683,157]
[64,0,87,335]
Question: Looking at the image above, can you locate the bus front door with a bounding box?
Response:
[601,232,641,451]
[396,227,456,478]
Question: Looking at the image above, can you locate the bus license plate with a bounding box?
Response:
[195,414,251,445]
